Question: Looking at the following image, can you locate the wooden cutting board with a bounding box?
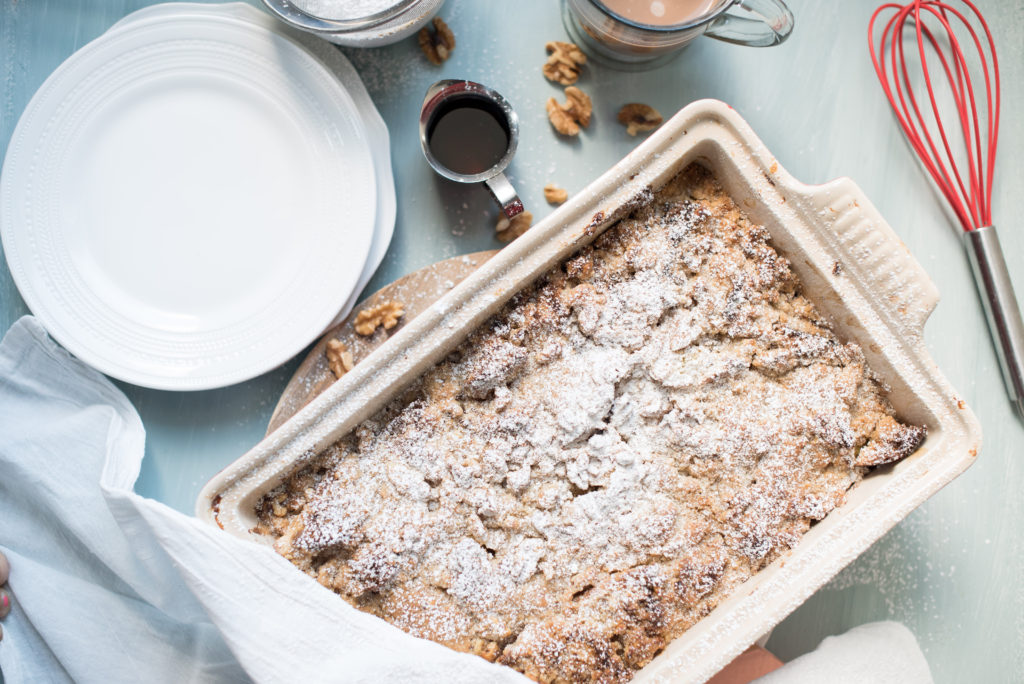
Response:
[265,250,498,435]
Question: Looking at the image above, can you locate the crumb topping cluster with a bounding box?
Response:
[255,165,924,683]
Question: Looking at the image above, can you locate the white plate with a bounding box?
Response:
[107,2,397,327]
[1,10,376,390]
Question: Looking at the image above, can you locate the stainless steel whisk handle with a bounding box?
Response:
[964,225,1024,420]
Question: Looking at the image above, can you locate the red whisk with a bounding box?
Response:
[870,0,1024,420]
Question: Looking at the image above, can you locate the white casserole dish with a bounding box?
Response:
[197,99,981,683]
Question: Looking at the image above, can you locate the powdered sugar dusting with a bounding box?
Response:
[256,165,925,682]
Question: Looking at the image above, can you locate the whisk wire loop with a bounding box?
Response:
[868,0,999,232]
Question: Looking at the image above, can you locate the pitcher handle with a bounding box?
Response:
[485,173,524,218]
[704,0,794,47]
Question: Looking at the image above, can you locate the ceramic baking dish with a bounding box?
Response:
[197,99,981,683]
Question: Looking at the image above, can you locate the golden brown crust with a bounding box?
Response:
[254,164,925,683]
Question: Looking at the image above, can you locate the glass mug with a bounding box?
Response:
[563,0,795,68]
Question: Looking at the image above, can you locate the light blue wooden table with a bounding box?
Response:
[1,1,1021,681]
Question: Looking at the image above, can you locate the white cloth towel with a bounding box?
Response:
[0,317,935,683]
[756,621,934,683]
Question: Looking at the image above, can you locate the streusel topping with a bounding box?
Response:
[255,165,924,683]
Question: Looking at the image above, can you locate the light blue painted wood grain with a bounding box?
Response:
[1,1,1021,681]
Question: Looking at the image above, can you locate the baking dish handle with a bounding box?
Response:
[704,0,794,47]
[799,176,941,343]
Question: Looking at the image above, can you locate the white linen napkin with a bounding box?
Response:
[0,317,522,683]
[756,621,934,683]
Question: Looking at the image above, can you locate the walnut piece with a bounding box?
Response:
[543,41,586,85]
[470,637,501,662]
[617,103,663,136]
[496,210,533,242]
[325,339,355,380]
[564,87,591,127]
[544,184,568,205]
[354,301,404,336]
[546,86,592,136]
[418,17,455,65]
[546,98,578,136]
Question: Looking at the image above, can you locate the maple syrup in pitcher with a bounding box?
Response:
[419,79,523,218]
[426,95,510,177]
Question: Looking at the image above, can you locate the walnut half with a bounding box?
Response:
[544,184,568,205]
[354,301,404,336]
[547,86,592,137]
[418,17,455,65]
[469,637,501,662]
[617,103,663,136]
[496,211,533,243]
[325,339,354,380]
[543,41,586,85]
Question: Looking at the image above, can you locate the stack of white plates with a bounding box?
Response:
[0,2,395,390]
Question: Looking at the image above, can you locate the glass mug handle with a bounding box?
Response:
[704,0,794,47]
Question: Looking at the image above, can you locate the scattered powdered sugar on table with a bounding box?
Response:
[825,515,938,616]
[256,165,925,682]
